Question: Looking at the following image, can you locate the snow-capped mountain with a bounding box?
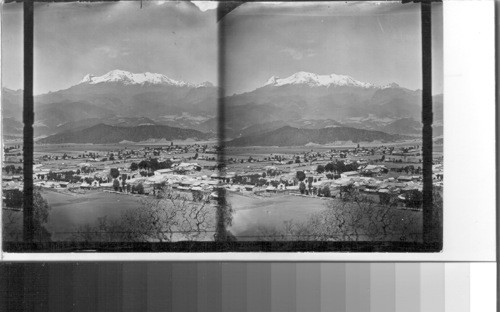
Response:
[380,82,400,89]
[264,71,379,89]
[2,67,443,143]
[79,69,212,88]
[220,70,443,139]
[2,69,219,139]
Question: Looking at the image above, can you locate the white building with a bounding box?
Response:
[154,169,173,176]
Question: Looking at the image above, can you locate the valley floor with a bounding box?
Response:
[2,140,440,245]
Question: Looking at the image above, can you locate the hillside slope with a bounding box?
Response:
[38,124,212,144]
[227,126,406,146]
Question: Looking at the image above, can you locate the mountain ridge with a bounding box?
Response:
[2,69,443,143]
[228,125,407,147]
[263,71,381,89]
[37,123,212,144]
[79,69,213,88]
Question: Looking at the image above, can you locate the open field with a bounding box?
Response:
[226,143,442,157]
[226,141,443,176]
[3,138,436,243]
[2,141,216,154]
[4,189,424,242]
[226,139,426,155]
[43,190,331,240]
[227,192,423,240]
[31,140,217,150]
[41,189,144,240]
[228,193,332,238]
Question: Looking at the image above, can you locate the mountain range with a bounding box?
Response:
[2,70,217,138]
[38,123,210,144]
[2,70,443,145]
[79,69,213,88]
[228,126,407,147]
[221,72,443,139]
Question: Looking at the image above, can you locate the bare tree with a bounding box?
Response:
[71,216,132,242]
[256,191,421,242]
[72,189,221,242]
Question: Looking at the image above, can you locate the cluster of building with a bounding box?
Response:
[227,145,425,167]
[25,160,213,193]
[34,144,216,163]
[224,158,444,205]
[2,142,443,207]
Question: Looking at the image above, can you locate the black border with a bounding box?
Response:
[2,0,443,253]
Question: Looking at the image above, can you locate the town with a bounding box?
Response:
[2,140,443,241]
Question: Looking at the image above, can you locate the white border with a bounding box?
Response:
[1,0,496,261]
[470,263,497,312]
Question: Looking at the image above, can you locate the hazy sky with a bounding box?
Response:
[222,2,443,95]
[2,1,217,95]
[2,1,442,96]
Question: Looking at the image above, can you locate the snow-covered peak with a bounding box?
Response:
[266,76,280,85]
[81,74,94,83]
[264,71,376,89]
[263,71,402,90]
[381,82,400,89]
[196,81,214,88]
[78,70,209,87]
